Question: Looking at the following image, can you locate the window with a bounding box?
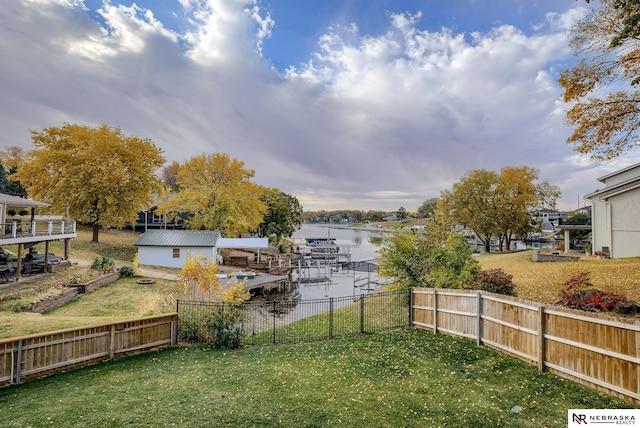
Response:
[172,248,180,258]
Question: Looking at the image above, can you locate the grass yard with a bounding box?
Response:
[0,276,179,339]
[0,329,635,428]
[478,251,640,303]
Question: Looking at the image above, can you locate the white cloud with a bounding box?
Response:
[0,1,623,212]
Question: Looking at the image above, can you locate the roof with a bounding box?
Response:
[217,237,268,249]
[134,230,220,247]
[0,193,48,207]
[585,177,640,200]
[594,161,640,183]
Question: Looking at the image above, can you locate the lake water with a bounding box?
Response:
[282,224,386,300]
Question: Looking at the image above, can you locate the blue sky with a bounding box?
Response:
[1,0,632,212]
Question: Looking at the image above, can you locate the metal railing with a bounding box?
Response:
[177,290,410,347]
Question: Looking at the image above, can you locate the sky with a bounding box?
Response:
[1,0,637,213]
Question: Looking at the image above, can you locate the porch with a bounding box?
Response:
[0,193,77,281]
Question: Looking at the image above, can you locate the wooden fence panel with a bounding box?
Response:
[410,288,640,404]
[0,314,177,387]
[480,294,540,365]
[436,290,478,340]
[544,308,640,402]
[411,289,434,330]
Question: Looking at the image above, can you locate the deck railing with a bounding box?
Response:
[1,220,76,239]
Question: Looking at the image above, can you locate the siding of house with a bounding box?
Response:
[137,246,216,268]
[587,163,640,258]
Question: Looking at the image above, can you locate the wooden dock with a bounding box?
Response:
[235,274,288,293]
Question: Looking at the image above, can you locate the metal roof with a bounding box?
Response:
[134,230,220,247]
[0,193,48,207]
[217,237,268,249]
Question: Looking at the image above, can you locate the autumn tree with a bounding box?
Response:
[437,169,500,253]
[256,189,303,244]
[160,153,266,236]
[559,0,640,159]
[417,197,439,219]
[12,123,165,242]
[437,167,559,252]
[161,160,182,192]
[0,146,26,173]
[494,166,559,251]
[178,254,249,302]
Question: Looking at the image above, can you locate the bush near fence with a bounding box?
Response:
[411,288,640,404]
[177,290,410,347]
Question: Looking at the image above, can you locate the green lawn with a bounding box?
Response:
[0,329,634,428]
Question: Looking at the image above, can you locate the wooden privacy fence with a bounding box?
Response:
[411,288,640,404]
[0,314,177,387]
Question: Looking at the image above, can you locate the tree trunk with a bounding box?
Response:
[92,223,100,243]
[484,239,491,253]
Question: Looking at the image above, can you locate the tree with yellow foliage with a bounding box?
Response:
[560,0,640,160]
[178,254,249,302]
[12,123,165,242]
[160,153,266,236]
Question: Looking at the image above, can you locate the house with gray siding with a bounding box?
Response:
[585,163,640,258]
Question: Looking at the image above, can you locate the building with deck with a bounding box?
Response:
[0,193,76,279]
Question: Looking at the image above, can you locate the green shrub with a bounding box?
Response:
[202,305,244,349]
[472,268,517,296]
[177,305,245,349]
[92,256,114,273]
[119,265,134,277]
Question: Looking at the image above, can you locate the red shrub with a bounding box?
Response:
[558,272,627,312]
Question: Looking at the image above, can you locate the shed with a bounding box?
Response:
[134,230,221,268]
[134,230,269,268]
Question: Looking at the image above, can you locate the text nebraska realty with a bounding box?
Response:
[572,413,635,425]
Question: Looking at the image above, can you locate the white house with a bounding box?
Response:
[585,163,640,258]
[134,230,268,268]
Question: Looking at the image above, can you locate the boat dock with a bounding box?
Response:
[232,274,289,294]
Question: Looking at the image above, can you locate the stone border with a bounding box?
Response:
[66,271,121,294]
[23,287,78,314]
[24,271,122,314]
[531,251,580,263]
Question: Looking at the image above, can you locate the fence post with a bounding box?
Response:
[433,288,438,333]
[538,305,545,372]
[329,298,334,339]
[110,324,116,359]
[476,291,482,346]
[360,295,365,334]
[171,314,177,346]
[15,339,22,384]
[408,288,414,328]
[272,301,277,344]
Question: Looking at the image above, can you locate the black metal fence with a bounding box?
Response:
[177,289,410,347]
